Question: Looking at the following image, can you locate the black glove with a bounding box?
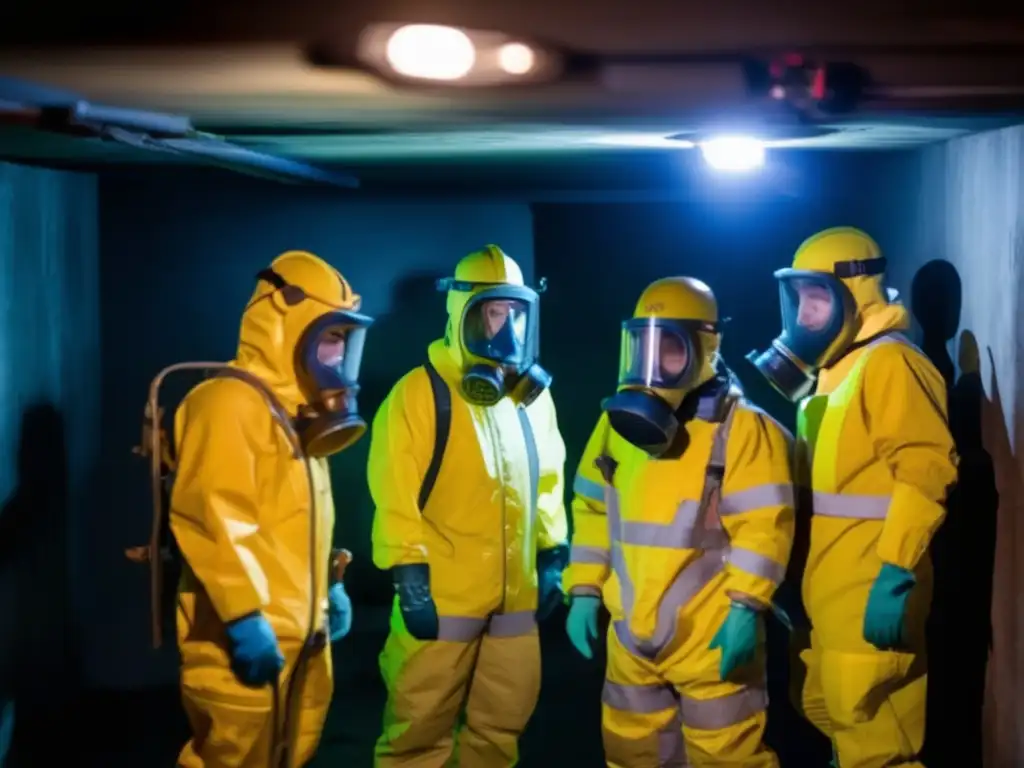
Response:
[536,546,567,621]
[393,563,440,641]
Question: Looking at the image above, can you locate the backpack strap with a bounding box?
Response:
[695,393,741,549]
[418,360,452,512]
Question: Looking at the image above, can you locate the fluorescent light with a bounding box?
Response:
[497,43,536,75]
[384,24,476,81]
[699,136,766,172]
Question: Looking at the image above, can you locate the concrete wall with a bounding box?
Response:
[876,125,1024,767]
[0,161,100,759]
[90,168,534,688]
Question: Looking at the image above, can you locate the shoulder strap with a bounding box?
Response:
[418,360,452,512]
[516,406,540,522]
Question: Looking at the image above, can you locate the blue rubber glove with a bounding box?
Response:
[863,562,916,650]
[536,547,566,621]
[225,612,285,687]
[566,595,601,659]
[327,582,353,642]
[708,602,760,681]
[393,563,439,641]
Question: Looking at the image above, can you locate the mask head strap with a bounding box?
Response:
[833,257,887,279]
[256,268,306,307]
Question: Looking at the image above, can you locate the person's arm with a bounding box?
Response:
[564,414,614,597]
[718,406,796,608]
[532,389,568,551]
[369,371,431,570]
[866,344,959,570]
[170,380,271,623]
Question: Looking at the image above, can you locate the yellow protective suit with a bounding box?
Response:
[369,336,567,768]
[785,231,959,767]
[171,250,363,767]
[566,383,795,767]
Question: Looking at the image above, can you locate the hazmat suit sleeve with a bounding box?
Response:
[564,414,614,597]
[865,344,959,571]
[719,407,796,608]
[532,389,569,550]
[170,379,271,623]
[369,370,432,570]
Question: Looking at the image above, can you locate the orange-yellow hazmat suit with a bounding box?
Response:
[566,277,795,767]
[776,229,959,767]
[172,250,370,767]
[369,247,567,767]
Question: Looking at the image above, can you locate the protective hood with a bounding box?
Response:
[234,250,371,415]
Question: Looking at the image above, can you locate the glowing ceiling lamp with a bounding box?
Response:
[698,136,766,172]
[384,24,477,81]
[497,42,536,75]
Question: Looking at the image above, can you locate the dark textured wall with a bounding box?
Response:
[872,126,1024,768]
[91,168,534,688]
[0,161,100,759]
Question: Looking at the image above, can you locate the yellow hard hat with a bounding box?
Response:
[620,276,722,409]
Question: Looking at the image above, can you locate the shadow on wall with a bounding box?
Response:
[910,260,998,768]
[334,270,447,607]
[0,403,79,767]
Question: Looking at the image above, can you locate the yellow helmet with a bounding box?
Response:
[603,276,724,455]
[237,250,373,456]
[621,276,722,406]
[746,226,894,402]
[780,226,890,366]
[439,245,548,405]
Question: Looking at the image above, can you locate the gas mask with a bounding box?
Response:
[293,307,374,457]
[602,317,717,457]
[746,270,857,403]
[442,277,550,407]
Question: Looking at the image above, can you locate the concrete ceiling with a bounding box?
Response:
[2,3,1023,166]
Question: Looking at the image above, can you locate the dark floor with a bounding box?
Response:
[5,604,830,767]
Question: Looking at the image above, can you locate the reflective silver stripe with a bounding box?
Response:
[608,485,725,660]
[603,681,679,714]
[571,544,610,566]
[811,490,891,520]
[603,680,768,731]
[680,686,767,731]
[437,616,488,642]
[488,610,536,637]
[570,585,602,598]
[726,546,786,584]
[436,612,536,641]
[719,483,794,516]
[573,474,605,502]
[620,500,704,548]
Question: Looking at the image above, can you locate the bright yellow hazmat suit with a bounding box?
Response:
[369,245,567,768]
[748,227,959,767]
[565,277,795,767]
[171,250,373,767]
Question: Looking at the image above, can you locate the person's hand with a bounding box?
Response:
[393,564,439,641]
[328,582,353,642]
[709,602,760,680]
[225,612,285,687]
[863,563,916,650]
[566,595,601,659]
[536,547,566,621]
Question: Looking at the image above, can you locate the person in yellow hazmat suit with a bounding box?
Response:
[369,244,567,768]
[747,227,959,768]
[171,250,373,767]
[564,276,796,767]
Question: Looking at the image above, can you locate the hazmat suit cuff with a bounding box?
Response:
[568,585,602,599]
[723,567,780,609]
[876,481,947,571]
[372,543,428,570]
